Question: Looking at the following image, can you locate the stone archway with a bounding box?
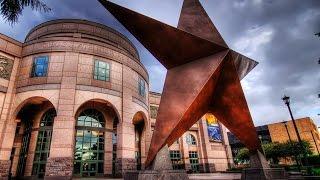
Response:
[73,99,120,178]
[9,97,56,178]
[132,111,148,170]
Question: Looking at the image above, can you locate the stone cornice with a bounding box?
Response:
[24,19,139,60]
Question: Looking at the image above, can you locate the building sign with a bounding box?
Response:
[206,113,222,142]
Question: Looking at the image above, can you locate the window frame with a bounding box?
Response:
[93,60,110,82]
[186,134,197,145]
[31,56,49,77]
[32,109,56,178]
[74,109,105,177]
[138,77,146,97]
[169,150,184,170]
[189,151,200,172]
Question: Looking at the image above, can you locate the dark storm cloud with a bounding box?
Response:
[199,0,320,125]
[0,0,319,126]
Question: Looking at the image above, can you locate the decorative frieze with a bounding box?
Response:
[0,55,14,80]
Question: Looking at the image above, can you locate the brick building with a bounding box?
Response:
[268,117,320,154]
[0,19,233,179]
[228,117,320,162]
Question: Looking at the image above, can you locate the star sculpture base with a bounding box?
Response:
[241,151,288,180]
[124,146,189,180]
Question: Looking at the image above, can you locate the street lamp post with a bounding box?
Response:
[282,121,299,166]
[282,95,308,166]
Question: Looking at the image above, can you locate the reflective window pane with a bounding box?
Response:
[94,60,110,81]
[74,109,105,177]
[31,56,49,77]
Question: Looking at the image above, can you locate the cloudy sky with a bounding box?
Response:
[0,0,319,126]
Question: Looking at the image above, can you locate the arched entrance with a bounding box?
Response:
[73,99,120,177]
[11,97,56,178]
[132,112,147,170]
[74,109,105,177]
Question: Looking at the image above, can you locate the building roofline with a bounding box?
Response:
[24,19,140,59]
[0,33,23,47]
[149,91,162,96]
[259,117,313,127]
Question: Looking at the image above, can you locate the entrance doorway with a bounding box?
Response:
[31,109,56,178]
[12,97,56,178]
[74,109,105,177]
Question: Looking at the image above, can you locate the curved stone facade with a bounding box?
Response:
[0,19,232,179]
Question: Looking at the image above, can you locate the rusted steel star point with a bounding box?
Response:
[99,0,261,167]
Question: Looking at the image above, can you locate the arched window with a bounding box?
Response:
[186,134,197,145]
[32,108,56,178]
[74,109,105,177]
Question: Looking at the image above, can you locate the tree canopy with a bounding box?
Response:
[235,140,312,164]
[0,0,50,24]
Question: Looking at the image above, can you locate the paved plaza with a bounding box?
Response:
[189,173,241,180]
[73,173,241,180]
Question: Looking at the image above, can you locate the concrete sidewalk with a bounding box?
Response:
[188,173,241,180]
[73,173,242,180]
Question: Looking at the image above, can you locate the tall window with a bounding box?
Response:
[138,77,145,97]
[189,151,199,172]
[74,109,105,177]
[32,109,56,178]
[186,134,197,145]
[94,60,110,81]
[169,150,184,170]
[31,56,49,77]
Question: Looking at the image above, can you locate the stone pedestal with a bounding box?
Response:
[124,145,189,180]
[241,150,288,180]
[44,157,73,180]
[0,160,10,180]
[241,168,288,180]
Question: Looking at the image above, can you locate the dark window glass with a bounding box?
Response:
[169,150,184,170]
[31,56,49,77]
[94,60,110,81]
[138,77,146,97]
[189,151,199,173]
[32,109,56,178]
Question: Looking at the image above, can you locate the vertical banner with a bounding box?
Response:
[205,113,222,142]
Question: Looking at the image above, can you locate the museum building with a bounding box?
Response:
[0,19,233,179]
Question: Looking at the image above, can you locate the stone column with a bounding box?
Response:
[0,56,20,179]
[197,120,208,173]
[115,65,136,176]
[221,124,234,168]
[197,118,216,172]
[181,134,191,172]
[45,52,78,179]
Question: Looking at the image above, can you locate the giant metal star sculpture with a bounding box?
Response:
[100,0,261,167]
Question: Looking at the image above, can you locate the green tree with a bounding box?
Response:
[0,0,50,24]
[235,148,250,164]
[235,140,312,165]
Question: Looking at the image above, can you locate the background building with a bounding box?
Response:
[228,117,320,162]
[149,92,233,173]
[0,19,233,179]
